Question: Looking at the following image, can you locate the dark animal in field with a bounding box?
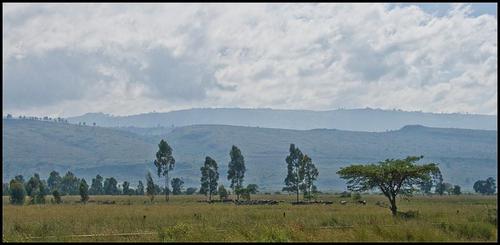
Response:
[340,200,347,205]
[283,212,286,218]
[358,200,366,205]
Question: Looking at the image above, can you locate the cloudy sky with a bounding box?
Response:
[2,3,497,117]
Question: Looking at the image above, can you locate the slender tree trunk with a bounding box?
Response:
[296,187,299,203]
[165,172,169,202]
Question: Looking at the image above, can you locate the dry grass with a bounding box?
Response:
[2,194,497,242]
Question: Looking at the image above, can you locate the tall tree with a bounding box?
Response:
[227,145,246,200]
[337,156,440,216]
[103,177,119,195]
[136,181,145,195]
[200,156,219,201]
[89,175,104,195]
[434,169,444,195]
[79,179,89,203]
[283,144,304,202]
[47,171,62,192]
[171,178,184,195]
[60,171,79,195]
[301,154,319,202]
[26,173,46,204]
[146,172,155,202]
[122,181,131,195]
[154,139,176,202]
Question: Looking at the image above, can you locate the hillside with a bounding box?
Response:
[67,108,497,132]
[2,119,497,191]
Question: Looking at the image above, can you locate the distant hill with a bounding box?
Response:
[2,119,497,191]
[67,108,497,132]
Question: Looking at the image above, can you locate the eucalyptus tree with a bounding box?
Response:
[283,144,304,202]
[200,156,219,201]
[228,145,245,200]
[154,139,176,202]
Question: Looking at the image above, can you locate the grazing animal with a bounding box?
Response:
[283,212,286,218]
[358,200,367,205]
[340,200,347,205]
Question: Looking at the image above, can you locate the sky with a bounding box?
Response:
[2,3,498,117]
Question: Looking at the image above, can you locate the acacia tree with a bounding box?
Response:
[283,144,304,203]
[337,156,440,216]
[200,156,219,201]
[154,139,175,202]
[228,145,245,200]
[301,154,319,202]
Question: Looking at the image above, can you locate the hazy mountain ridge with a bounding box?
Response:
[67,108,497,132]
[2,119,497,191]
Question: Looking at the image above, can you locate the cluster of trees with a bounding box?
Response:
[473,177,496,195]
[418,171,463,196]
[4,114,69,123]
[3,113,98,126]
[283,144,319,202]
[149,140,259,202]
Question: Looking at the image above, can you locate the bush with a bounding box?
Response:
[9,180,26,205]
[52,190,62,204]
[352,192,361,201]
[159,223,191,241]
[396,210,419,219]
[339,191,351,198]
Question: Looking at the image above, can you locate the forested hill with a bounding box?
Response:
[2,119,497,191]
[67,108,497,132]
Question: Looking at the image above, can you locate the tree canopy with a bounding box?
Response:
[473,177,496,195]
[337,156,440,215]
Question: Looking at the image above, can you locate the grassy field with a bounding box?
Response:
[2,194,497,242]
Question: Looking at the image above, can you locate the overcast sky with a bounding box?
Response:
[2,3,497,117]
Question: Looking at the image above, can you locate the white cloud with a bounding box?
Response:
[2,3,497,117]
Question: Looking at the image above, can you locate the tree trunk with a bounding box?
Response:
[296,187,299,203]
[165,172,169,202]
[389,197,397,216]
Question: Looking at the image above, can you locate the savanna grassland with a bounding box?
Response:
[2,194,497,242]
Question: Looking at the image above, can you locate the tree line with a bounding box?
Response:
[4,138,497,214]
[4,114,69,124]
